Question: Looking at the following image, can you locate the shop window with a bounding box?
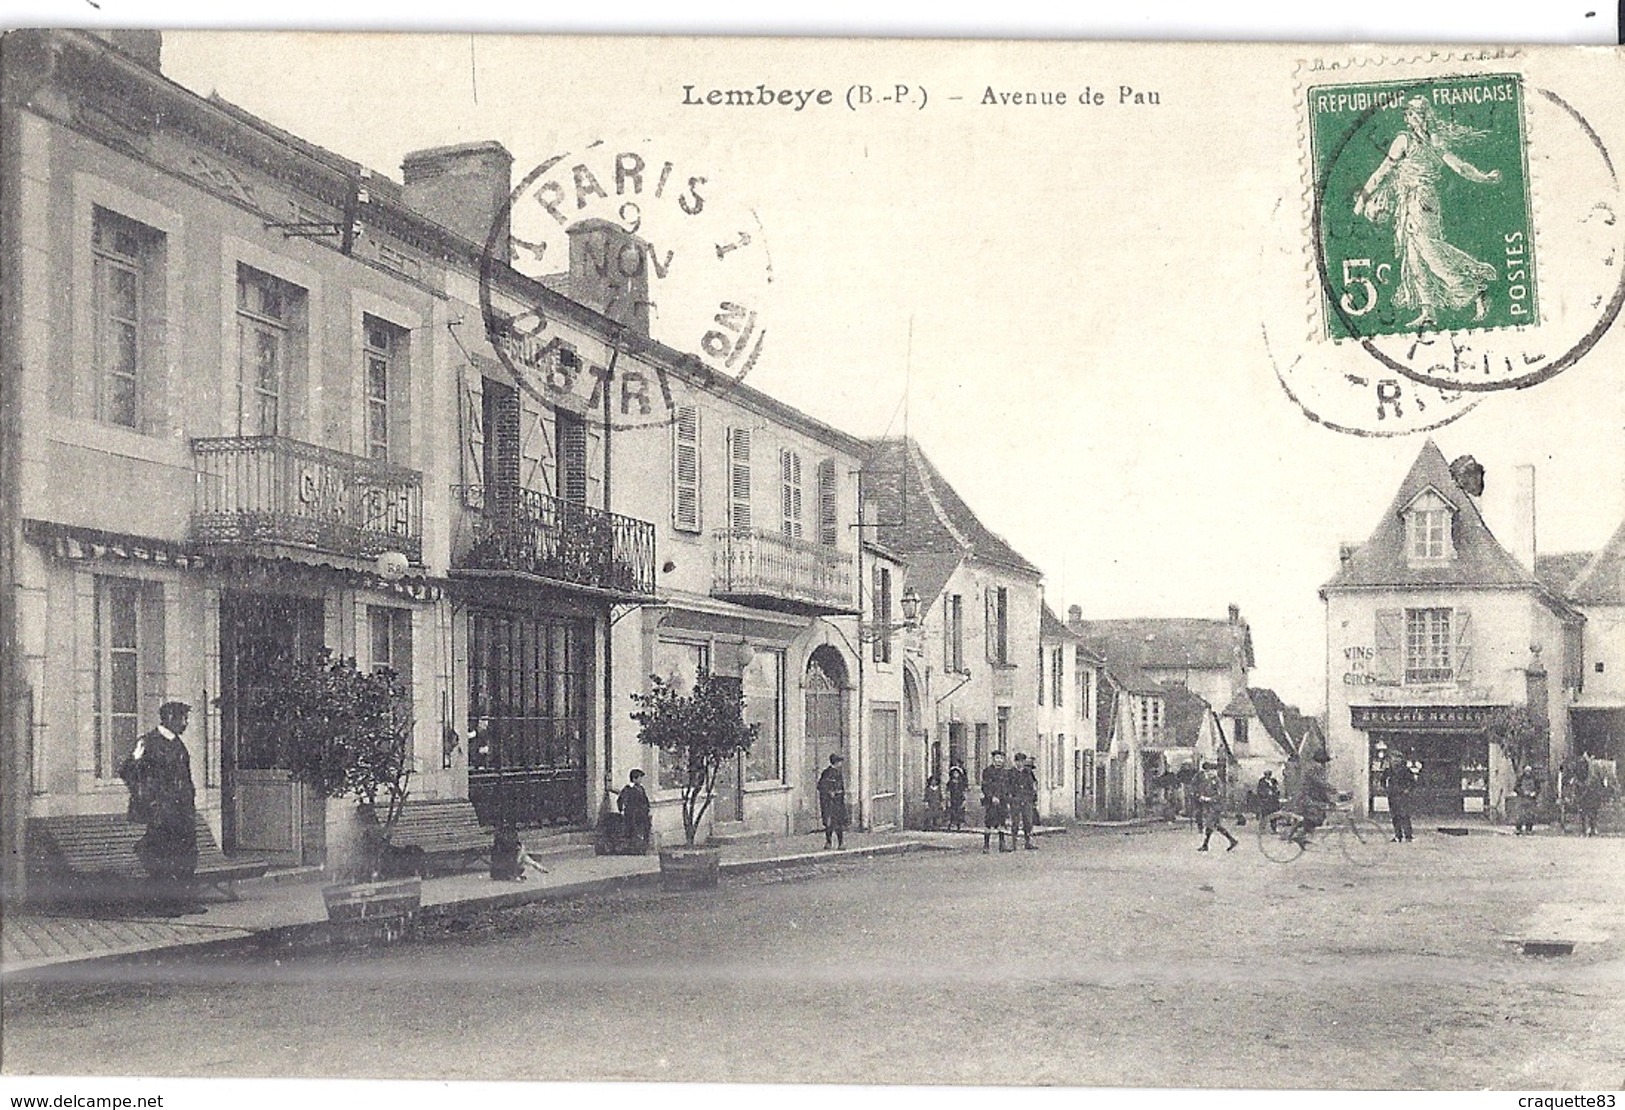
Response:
[94,576,164,778]
[743,648,784,783]
[653,640,709,789]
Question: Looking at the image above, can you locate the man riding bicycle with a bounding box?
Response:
[1289,751,1336,848]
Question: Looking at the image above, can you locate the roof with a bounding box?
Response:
[1069,615,1253,672]
[1323,439,1548,592]
[1162,684,1215,748]
[1100,661,1167,697]
[1537,551,1596,597]
[905,552,966,611]
[863,439,1044,578]
[1564,517,1625,604]
[1231,687,1306,760]
[1040,603,1079,644]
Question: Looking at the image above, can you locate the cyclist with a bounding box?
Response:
[1289,751,1336,848]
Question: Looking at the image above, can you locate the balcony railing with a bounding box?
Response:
[711,528,856,615]
[453,485,656,599]
[192,436,422,562]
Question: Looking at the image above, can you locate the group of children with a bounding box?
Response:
[922,751,1041,852]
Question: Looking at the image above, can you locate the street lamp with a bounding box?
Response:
[899,586,922,629]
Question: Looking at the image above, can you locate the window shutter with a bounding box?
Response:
[461,374,485,489]
[1454,608,1473,683]
[1374,609,1402,684]
[584,424,603,506]
[672,404,701,533]
[1038,647,1045,704]
[943,596,952,670]
[780,448,803,539]
[817,458,838,547]
[984,588,996,662]
[728,427,752,534]
[518,393,551,495]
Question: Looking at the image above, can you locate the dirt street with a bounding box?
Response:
[4,824,1622,1088]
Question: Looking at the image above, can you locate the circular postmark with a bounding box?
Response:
[1310,74,1625,394]
[478,139,775,430]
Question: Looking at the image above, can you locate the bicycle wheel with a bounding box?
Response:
[1338,813,1391,865]
[1258,810,1305,862]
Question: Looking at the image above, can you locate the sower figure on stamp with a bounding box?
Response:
[118,701,203,916]
[818,753,849,850]
[1010,753,1040,850]
[980,750,1011,853]
[617,768,652,854]
[1195,762,1238,852]
[1383,753,1416,843]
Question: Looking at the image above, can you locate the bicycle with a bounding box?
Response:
[1256,797,1390,865]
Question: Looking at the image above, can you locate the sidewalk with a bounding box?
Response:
[0,825,1065,980]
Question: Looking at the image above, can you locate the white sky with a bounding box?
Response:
[146,25,1625,717]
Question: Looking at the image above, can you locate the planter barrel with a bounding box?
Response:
[659,846,721,890]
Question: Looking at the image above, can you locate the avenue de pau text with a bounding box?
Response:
[679,84,1163,108]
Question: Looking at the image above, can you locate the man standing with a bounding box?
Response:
[980,750,1010,853]
[1010,753,1040,850]
[1383,753,1416,843]
[617,768,653,854]
[818,753,849,850]
[1195,762,1238,852]
[1512,763,1542,835]
[118,701,202,916]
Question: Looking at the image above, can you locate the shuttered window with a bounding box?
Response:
[780,448,803,539]
[873,565,893,663]
[817,458,839,547]
[672,404,701,533]
[728,427,752,534]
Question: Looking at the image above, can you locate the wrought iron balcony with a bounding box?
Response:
[191,436,423,562]
[711,528,857,615]
[453,485,656,599]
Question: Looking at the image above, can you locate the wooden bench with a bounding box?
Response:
[27,811,269,904]
[375,799,491,876]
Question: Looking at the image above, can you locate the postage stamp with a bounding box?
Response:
[478,139,775,430]
[1310,73,1536,341]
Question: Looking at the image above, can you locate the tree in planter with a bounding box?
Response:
[1486,705,1547,773]
[630,671,758,846]
[245,650,415,878]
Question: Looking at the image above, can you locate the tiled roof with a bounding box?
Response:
[1070,616,1252,672]
[905,552,965,611]
[863,439,1044,578]
[1162,684,1214,747]
[1322,439,1543,591]
[1101,661,1165,696]
[1537,551,1596,597]
[1040,603,1078,643]
[1565,518,1625,605]
[1240,687,1306,759]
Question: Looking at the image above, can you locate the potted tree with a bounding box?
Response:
[248,650,420,923]
[631,670,757,889]
[1486,705,1549,823]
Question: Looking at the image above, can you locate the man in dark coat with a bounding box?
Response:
[818,754,849,849]
[980,750,1010,853]
[1255,770,1282,825]
[1196,762,1238,852]
[1383,754,1416,842]
[1513,763,1543,834]
[1010,753,1040,850]
[617,768,653,853]
[118,701,202,915]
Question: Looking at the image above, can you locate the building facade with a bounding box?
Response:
[1322,442,1583,818]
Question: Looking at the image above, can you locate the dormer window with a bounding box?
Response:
[1403,488,1456,564]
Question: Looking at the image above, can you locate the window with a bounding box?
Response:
[92,208,162,429]
[1404,491,1455,563]
[368,606,413,680]
[557,411,588,504]
[1404,607,1453,683]
[672,404,701,533]
[873,565,893,663]
[1233,717,1249,750]
[93,576,162,778]
[780,448,803,539]
[653,641,709,788]
[1038,647,1045,705]
[996,707,1010,752]
[816,459,839,547]
[362,315,406,462]
[986,586,1009,665]
[728,427,752,534]
[1055,734,1067,785]
[236,264,304,437]
[743,648,784,783]
[945,593,965,672]
[1138,696,1164,741]
[1051,647,1064,708]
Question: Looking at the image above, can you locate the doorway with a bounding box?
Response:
[219,591,325,864]
[799,646,849,832]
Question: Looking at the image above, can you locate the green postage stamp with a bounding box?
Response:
[1309,73,1536,340]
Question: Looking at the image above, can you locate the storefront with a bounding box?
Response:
[1355,704,1495,816]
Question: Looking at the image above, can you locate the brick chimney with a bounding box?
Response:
[401,141,513,255]
[1509,464,1537,573]
[567,219,652,336]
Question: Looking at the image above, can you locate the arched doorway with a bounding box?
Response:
[800,645,850,833]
